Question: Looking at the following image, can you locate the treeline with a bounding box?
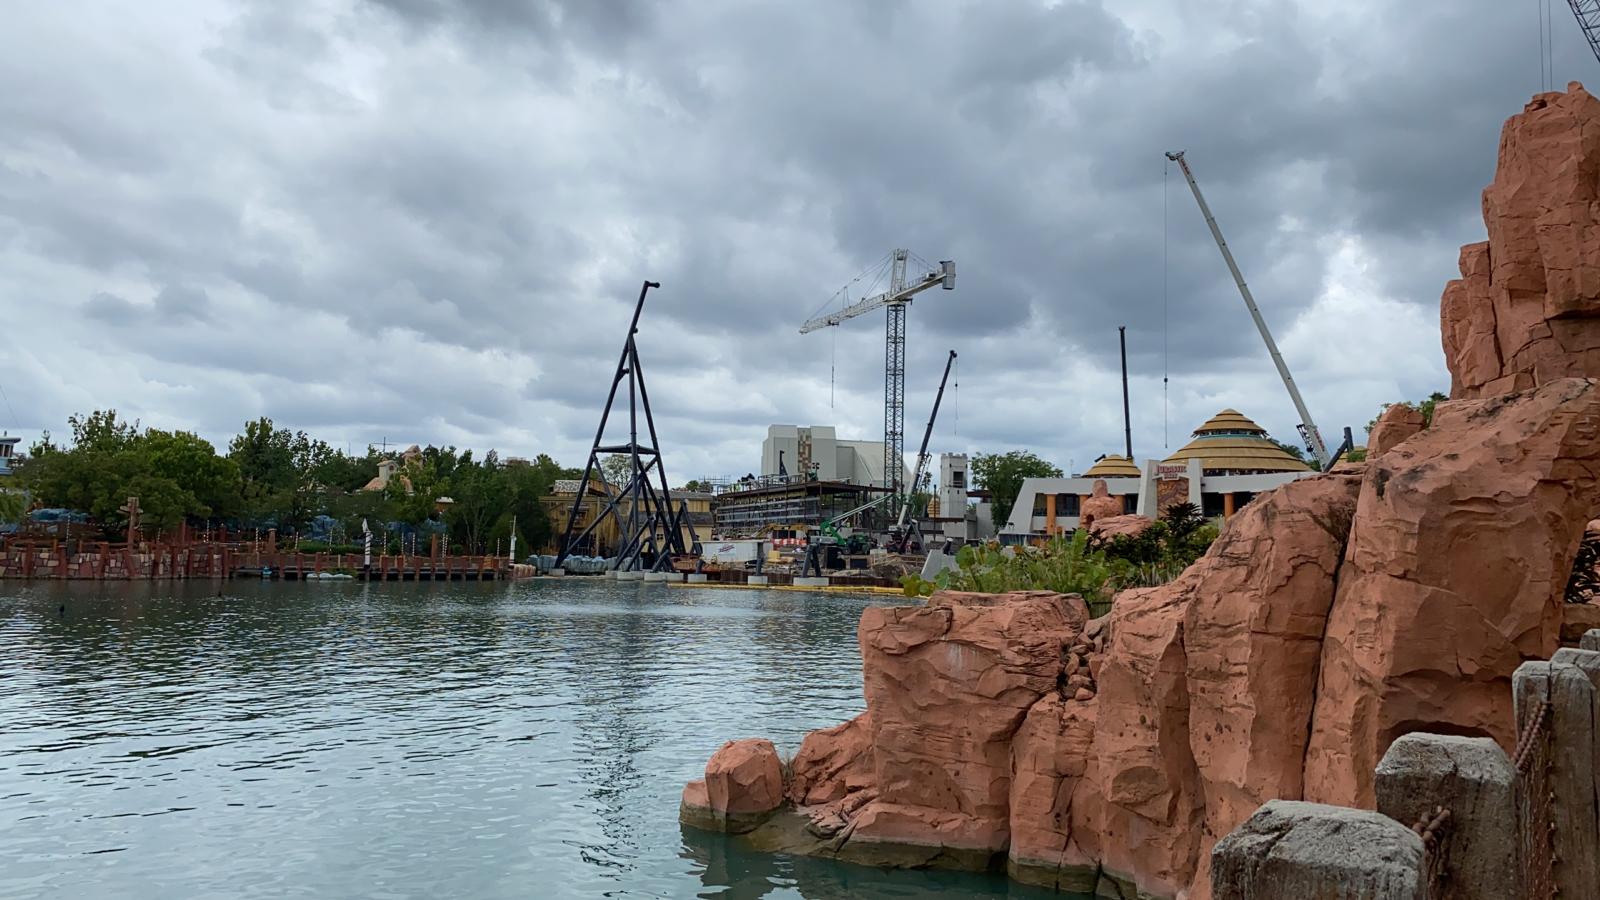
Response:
[15,411,578,555]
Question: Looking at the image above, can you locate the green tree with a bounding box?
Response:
[600,453,633,486]
[972,450,1062,531]
[0,488,24,525]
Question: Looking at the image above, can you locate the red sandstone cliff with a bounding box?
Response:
[682,84,1600,898]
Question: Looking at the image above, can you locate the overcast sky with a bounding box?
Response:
[0,1,1590,481]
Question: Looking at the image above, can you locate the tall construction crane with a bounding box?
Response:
[800,249,956,497]
[888,349,956,553]
[1569,1,1600,63]
[1164,150,1331,467]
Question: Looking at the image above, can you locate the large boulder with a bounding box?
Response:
[847,590,1087,864]
[1442,82,1600,399]
[1304,379,1600,808]
[680,738,786,834]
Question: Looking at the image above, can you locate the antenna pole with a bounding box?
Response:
[1119,326,1133,461]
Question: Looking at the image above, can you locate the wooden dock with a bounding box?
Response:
[232,552,507,581]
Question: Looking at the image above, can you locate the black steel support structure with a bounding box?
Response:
[1119,326,1133,461]
[554,281,687,573]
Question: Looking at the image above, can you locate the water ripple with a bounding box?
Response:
[0,579,1059,899]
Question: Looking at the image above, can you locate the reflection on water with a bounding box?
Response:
[0,579,1055,898]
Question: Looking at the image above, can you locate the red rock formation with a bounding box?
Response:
[1442,83,1600,399]
[1366,403,1425,457]
[1087,513,1153,540]
[848,590,1087,863]
[680,738,785,833]
[1079,479,1124,528]
[1304,380,1600,808]
[683,87,1600,900]
[1179,473,1361,890]
[787,712,873,807]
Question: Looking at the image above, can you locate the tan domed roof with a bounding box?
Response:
[1163,408,1310,474]
[1082,454,1142,478]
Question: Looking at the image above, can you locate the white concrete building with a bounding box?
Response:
[1000,409,1316,539]
[760,425,910,489]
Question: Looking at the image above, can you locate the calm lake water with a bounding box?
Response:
[0,579,1061,899]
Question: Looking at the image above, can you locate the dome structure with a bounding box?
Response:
[1081,454,1141,478]
[1162,409,1310,474]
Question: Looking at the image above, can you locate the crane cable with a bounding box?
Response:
[0,380,18,434]
[1162,155,1171,450]
[1539,0,1556,92]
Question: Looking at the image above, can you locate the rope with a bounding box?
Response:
[1513,699,1551,773]
[1411,806,1452,895]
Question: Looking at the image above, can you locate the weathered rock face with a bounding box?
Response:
[787,712,873,807]
[680,738,786,834]
[849,590,1087,860]
[1179,473,1362,887]
[1366,403,1426,457]
[1304,379,1600,808]
[1079,479,1123,528]
[1442,82,1600,399]
[1087,513,1153,540]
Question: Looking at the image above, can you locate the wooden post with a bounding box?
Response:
[1044,494,1057,535]
[1376,733,1517,899]
[1513,660,1600,898]
[1223,492,1236,518]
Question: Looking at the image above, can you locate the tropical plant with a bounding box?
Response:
[902,530,1119,615]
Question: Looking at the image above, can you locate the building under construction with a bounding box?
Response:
[710,474,890,537]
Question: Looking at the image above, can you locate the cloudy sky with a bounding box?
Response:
[0,1,1589,481]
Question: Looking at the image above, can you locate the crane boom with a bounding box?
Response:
[1571,0,1600,64]
[1164,150,1331,467]
[897,350,957,530]
[800,259,955,333]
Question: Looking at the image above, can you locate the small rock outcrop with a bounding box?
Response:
[1366,403,1426,456]
[1078,479,1123,528]
[1087,513,1153,540]
[680,738,785,834]
[1442,82,1600,399]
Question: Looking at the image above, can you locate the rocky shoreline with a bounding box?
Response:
[683,83,1600,899]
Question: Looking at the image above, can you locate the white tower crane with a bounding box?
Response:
[1165,150,1331,467]
[801,250,955,497]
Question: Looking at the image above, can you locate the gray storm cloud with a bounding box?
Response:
[0,0,1580,478]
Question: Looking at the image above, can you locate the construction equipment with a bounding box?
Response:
[801,250,955,497]
[887,349,957,552]
[801,492,895,575]
[1569,1,1600,64]
[1164,151,1332,468]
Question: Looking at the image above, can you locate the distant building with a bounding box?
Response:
[362,445,421,493]
[760,425,910,489]
[1001,408,1314,540]
[0,434,17,477]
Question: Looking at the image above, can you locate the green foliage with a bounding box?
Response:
[601,453,633,486]
[19,410,567,550]
[971,450,1063,532]
[22,410,242,532]
[1365,391,1448,435]
[0,489,24,525]
[1270,439,1321,472]
[901,503,1223,615]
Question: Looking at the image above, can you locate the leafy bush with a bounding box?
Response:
[900,503,1223,616]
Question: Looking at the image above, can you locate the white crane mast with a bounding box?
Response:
[1164,150,1330,467]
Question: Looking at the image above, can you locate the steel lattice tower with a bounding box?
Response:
[882,251,909,498]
